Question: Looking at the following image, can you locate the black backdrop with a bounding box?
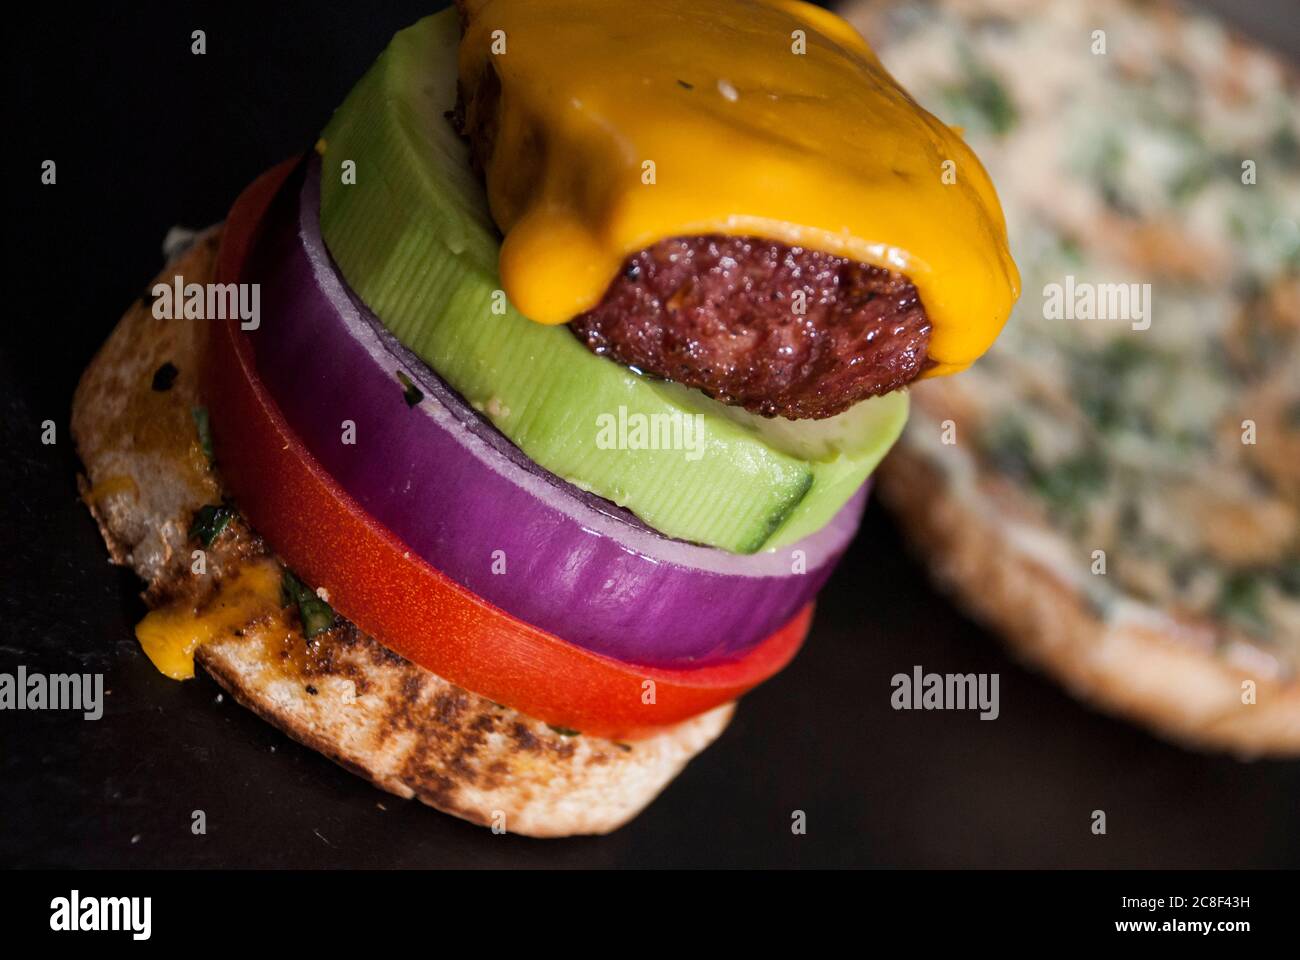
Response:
[3,1,1298,868]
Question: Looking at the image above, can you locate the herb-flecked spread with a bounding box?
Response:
[868,0,1299,665]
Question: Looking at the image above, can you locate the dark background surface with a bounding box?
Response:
[3,1,1298,868]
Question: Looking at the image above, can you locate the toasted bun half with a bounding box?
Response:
[854,0,1300,755]
[71,229,732,837]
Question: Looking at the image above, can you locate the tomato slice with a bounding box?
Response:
[203,158,811,740]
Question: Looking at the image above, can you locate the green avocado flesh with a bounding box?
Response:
[318,10,908,553]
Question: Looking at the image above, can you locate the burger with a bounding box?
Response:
[72,0,1019,836]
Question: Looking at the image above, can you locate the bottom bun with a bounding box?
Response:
[70,228,732,838]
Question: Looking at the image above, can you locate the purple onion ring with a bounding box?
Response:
[245,159,865,666]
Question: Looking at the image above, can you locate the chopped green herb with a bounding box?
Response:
[281,570,337,639]
[1216,572,1266,634]
[676,79,694,90]
[1076,131,1135,215]
[1269,123,1300,168]
[1155,120,1214,203]
[547,725,581,737]
[1032,451,1108,509]
[151,361,179,392]
[1073,339,1162,434]
[980,418,1107,511]
[396,370,423,407]
[189,503,234,547]
[1276,561,1300,598]
[943,56,1017,136]
[980,417,1035,480]
[1168,156,1214,203]
[965,70,1017,134]
[1077,386,1125,433]
[1058,236,1085,268]
[1100,338,1159,375]
[1228,209,1249,242]
[191,405,213,461]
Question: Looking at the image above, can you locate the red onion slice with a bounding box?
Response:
[246,159,865,666]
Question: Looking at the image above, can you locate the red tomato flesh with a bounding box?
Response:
[203,158,812,740]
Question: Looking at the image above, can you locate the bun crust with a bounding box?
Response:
[879,442,1300,755]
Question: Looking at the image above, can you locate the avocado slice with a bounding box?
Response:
[318,10,905,553]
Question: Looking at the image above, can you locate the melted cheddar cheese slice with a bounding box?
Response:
[135,560,283,680]
[458,0,1020,375]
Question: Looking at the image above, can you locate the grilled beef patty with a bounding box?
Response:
[569,236,931,420]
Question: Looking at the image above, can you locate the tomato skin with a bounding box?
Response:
[203,159,811,740]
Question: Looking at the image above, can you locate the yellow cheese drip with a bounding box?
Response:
[459,0,1020,375]
[135,559,282,680]
[82,474,139,506]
